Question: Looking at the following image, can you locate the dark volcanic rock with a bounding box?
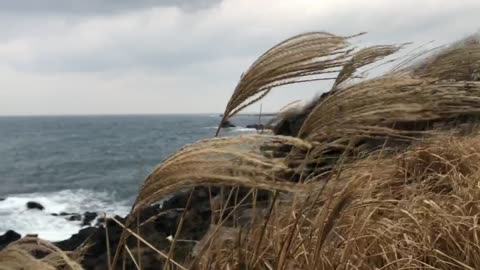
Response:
[273,92,329,137]
[54,187,272,269]
[0,198,5,201]
[55,215,128,270]
[55,227,98,251]
[82,212,98,226]
[221,120,235,128]
[26,201,44,211]
[0,230,21,250]
[68,214,82,221]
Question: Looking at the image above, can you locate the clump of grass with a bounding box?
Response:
[111,135,315,268]
[0,236,83,270]
[130,134,313,216]
[106,32,480,270]
[194,133,480,269]
[216,32,358,136]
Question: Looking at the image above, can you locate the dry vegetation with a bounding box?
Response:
[2,31,480,269]
[194,133,480,269]
[0,235,83,270]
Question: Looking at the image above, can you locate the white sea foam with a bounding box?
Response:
[227,128,258,134]
[203,126,257,133]
[0,189,131,241]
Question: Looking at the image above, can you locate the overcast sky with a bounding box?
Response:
[0,0,479,115]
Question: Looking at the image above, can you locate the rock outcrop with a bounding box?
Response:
[220,120,236,128]
[26,201,45,211]
[0,230,21,250]
[53,186,271,269]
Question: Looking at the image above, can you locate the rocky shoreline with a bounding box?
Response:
[0,186,271,269]
[0,123,277,269]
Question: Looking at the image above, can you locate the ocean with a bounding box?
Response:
[0,114,263,241]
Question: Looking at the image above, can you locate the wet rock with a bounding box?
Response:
[55,227,98,251]
[52,187,271,269]
[26,201,44,211]
[0,230,21,250]
[68,214,82,221]
[82,212,98,226]
[221,120,235,128]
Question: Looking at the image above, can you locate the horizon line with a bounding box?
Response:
[0,112,278,117]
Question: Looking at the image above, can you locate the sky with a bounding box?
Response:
[0,0,479,115]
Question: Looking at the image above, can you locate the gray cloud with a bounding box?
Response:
[0,0,220,14]
[0,0,479,115]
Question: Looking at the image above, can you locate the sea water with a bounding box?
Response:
[0,114,262,240]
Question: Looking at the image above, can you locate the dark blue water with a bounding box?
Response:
[0,115,262,239]
[0,114,261,198]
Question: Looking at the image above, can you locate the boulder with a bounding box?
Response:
[220,120,235,128]
[0,198,5,201]
[0,230,21,250]
[26,201,44,211]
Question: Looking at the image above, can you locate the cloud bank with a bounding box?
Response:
[0,0,479,115]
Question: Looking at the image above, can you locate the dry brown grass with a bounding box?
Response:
[107,32,480,270]
[0,236,83,270]
[131,134,313,217]
[299,77,480,155]
[410,34,480,81]
[194,133,480,269]
[111,135,316,268]
[216,32,358,135]
[6,31,478,270]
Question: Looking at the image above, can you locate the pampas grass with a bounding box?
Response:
[196,133,480,269]
[0,236,83,270]
[107,32,480,270]
[5,31,480,270]
[216,32,357,135]
[131,135,313,216]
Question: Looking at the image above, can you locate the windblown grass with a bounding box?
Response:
[106,32,480,269]
[131,135,313,216]
[4,31,478,270]
[216,32,358,135]
[194,133,480,269]
[0,236,83,270]
[299,77,480,156]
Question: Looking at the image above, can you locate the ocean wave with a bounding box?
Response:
[203,126,257,132]
[0,189,131,241]
[228,127,257,133]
